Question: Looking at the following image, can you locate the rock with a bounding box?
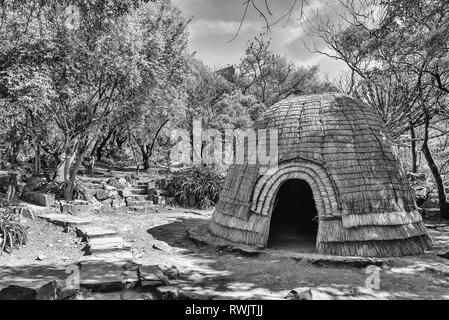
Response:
[138,266,169,288]
[0,281,57,300]
[101,199,113,208]
[119,189,133,198]
[95,190,110,201]
[162,265,182,280]
[62,202,92,216]
[152,195,160,205]
[156,286,181,300]
[148,188,158,196]
[118,178,130,188]
[285,288,335,300]
[107,178,128,190]
[152,241,172,253]
[108,190,119,199]
[36,255,46,261]
[103,184,117,192]
[285,289,312,300]
[112,198,126,209]
[57,288,79,300]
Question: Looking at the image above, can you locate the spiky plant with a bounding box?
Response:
[168,166,224,209]
[0,208,27,254]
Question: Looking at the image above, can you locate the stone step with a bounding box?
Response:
[127,200,154,207]
[130,188,147,195]
[78,260,139,292]
[87,237,132,254]
[126,195,148,201]
[38,214,92,227]
[76,225,119,239]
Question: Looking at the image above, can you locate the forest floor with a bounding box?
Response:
[1,203,448,300]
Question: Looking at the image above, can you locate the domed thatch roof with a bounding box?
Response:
[209,93,431,257]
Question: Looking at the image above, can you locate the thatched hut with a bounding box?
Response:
[209,93,431,257]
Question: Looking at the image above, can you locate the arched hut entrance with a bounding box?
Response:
[267,179,319,252]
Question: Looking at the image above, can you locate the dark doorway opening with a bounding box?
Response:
[268,179,319,252]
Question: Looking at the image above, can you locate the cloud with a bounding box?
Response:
[172,0,349,79]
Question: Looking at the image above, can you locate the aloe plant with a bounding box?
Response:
[0,207,27,254]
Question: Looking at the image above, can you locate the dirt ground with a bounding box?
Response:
[1,205,449,300]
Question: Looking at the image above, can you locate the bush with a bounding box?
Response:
[168,166,224,209]
[0,207,27,254]
[42,181,88,201]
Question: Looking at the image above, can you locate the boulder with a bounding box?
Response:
[103,184,117,192]
[102,199,113,208]
[119,189,133,198]
[107,178,128,190]
[0,281,57,300]
[112,198,126,209]
[95,190,110,201]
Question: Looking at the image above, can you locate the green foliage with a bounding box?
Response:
[168,166,224,209]
[0,207,27,254]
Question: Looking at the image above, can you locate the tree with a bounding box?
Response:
[0,0,153,199]
[305,0,449,218]
[237,33,337,108]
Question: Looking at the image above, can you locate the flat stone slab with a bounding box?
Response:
[76,225,119,239]
[78,252,137,266]
[38,213,92,227]
[78,260,139,292]
[138,265,169,287]
[87,237,132,254]
[289,253,384,268]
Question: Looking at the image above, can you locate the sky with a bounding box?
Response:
[171,0,349,80]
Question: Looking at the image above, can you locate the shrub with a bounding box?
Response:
[168,166,224,209]
[42,181,88,201]
[0,207,27,254]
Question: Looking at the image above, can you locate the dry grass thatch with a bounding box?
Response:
[209,93,431,257]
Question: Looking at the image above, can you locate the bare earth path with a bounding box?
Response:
[87,208,449,300]
[1,203,448,300]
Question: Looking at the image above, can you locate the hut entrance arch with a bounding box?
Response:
[267,179,319,251]
[250,159,341,247]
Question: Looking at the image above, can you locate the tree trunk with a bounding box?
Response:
[34,142,41,175]
[140,145,150,171]
[96,129,115,161]
[410,126,418,173]
[63,138,90,201]
[422,114,448,219]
